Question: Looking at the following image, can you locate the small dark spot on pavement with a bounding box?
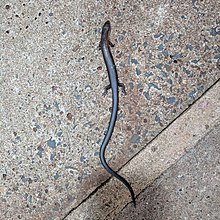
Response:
[67,113,73,120]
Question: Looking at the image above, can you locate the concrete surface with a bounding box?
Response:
[115,123,220,220]
[0,0,219,219]
[66,81,220,220]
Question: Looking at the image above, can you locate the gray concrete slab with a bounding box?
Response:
[0,0,219,219]
[114,123,220,220]
[66,81,220,219]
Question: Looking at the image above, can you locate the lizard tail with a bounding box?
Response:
[99,87,136,207]
[100,140,136,207]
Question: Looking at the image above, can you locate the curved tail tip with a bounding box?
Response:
[133,201,136,208]
[132,197,136,208]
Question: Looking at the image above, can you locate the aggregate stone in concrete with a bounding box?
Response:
[0,0,219,219]
[114,124,220,220]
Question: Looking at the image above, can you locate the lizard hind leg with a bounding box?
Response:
[103,84,111,96]
[118,82,126,95]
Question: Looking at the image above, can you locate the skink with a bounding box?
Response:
[99,20,136,207]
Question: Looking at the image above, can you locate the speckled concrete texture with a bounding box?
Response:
[0,0,219,219]
[65,81,220,219]
[114,123,220,220]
